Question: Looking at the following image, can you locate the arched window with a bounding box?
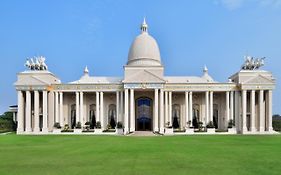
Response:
[71,104,76,129]
[89,104,96,129]
[192,104,200,128]
[108,104,116,129]
[172,104,180,128]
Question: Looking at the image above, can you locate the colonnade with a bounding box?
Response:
[241,89,273,133]
[16,88,274,134]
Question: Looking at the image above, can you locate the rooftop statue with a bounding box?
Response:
[25,56,48,71]
[241,56,265,70]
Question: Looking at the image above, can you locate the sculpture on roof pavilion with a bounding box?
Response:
[241,56,265,70]
[25,56,48,71]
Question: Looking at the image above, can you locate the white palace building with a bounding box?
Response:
[14,19,277,135]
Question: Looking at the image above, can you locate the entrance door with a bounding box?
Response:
[136,97,152,131]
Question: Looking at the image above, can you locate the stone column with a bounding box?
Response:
[96,92,100,122]
[59,92,64,127]
[230,91,234,121]
[267,90,273,132]
[17,91,24,133]
[124,89,129,134]
[234,91,240,131]
[75,92,80,123]
[48,91,55,130]
[209,91,213,122]
[189,92,193,127]
[154,89,159,132]
[159,89,164,133]
[168,91,172,125]
[259,90,264,132]
[34,91,40,133]
[164,91,168,125]
[42,91,48,133]
[250,90,256,132]
[25,91,32,132]
[120,91,123,123]
[116,91,119,123]
[242,90,247,133]
[226,91,230,128]
[185,91,189,126]
[100,91,104,130]
[80,91,84,126]
[205,91,209,126]
[55,92,59,123]
[130,89,135,132]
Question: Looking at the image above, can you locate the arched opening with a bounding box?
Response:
[71,104,76,129]
[136,97,152,131]
[108,104,116,129]
[213,104,219,129]
[89,104,96,129]
[172,104,180,128]
[192,104,200,128]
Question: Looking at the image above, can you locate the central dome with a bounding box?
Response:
[127,19,162,66]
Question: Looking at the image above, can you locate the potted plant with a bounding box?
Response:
[61,124,74,133]
[53,122,61,134]
[185,120,194,134]
[95,121,102,134]
[74,122,82,133]
[164,122,173,135]
[84,121,91,131]
[228,119,236,134]
[116,121,124,135]
[206,121,215,134]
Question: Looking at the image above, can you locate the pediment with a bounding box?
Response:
[123,69,165,83]
[15,75,51,86]
[243,75,274,84]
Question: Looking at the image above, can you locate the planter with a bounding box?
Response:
[207,128,216,134]
[116,128,124,135]
[228,127,237,134]
[185,128,194,134]
[164,128,174,135]
[53,128,61,134]
[95,129,103,134]
[74,129,82,134]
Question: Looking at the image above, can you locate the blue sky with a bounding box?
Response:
[0,0,280,114]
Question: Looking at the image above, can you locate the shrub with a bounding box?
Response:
[96,121,101,129]
[75,122,81,129]
[206,121,215,128]
[85,121,91,126]
[273,120,281,131]
[165,122,172,128]
[198,122,204,131]
[53,122,61,129]
[0,112,16,132]
[116,122,123,129]
[228,119,235,128]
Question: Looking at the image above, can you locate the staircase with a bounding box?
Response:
[131,131,157,136]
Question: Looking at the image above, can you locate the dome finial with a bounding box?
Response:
[141,17,148,33]
[203,65,208,73]
[84,66,89,75]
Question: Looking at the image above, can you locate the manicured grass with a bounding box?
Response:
[0,134,281,175]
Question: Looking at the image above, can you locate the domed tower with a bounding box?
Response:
[123,18,165,83]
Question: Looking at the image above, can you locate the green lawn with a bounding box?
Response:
[0,134,281,175]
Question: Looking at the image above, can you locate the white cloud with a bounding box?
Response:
[259,0,281,8]
[215,0,281,10]
[217,0,244,10]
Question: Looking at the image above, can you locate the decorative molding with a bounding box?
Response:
[124,83,164,89]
